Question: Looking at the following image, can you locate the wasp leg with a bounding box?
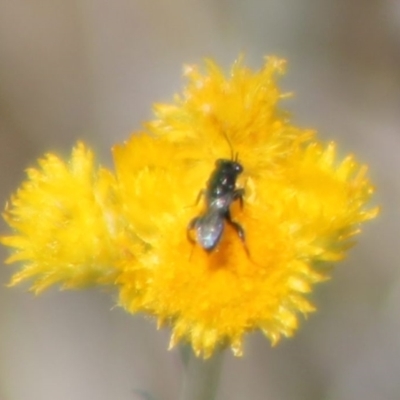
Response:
[233,188,245,208]
[185,189,206,210]
[226,216,246,243]
[187,217,200,261]
[187,217,199,244]
[225,210,250,258]
[194,189,206,206]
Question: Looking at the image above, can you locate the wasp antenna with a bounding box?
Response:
[221,130,235,160]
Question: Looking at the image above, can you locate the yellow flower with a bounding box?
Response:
[1,56,378,358]
[115,57,377,357]
[1,144,122,292]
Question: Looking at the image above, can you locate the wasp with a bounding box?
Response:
[187,137,247,252]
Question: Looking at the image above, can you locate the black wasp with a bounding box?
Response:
[187,144,247,252]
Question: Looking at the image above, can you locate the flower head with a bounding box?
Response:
[1,56,378,358]
[1,144,122,292]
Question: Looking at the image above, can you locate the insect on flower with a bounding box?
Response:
[0,56,379,359]
[187,133,247,253]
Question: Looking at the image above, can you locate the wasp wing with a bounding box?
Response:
[195,210,224,251]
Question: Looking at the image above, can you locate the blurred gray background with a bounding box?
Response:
[0,1,399,399]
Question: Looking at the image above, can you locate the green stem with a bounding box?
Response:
[178,346,224,400]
